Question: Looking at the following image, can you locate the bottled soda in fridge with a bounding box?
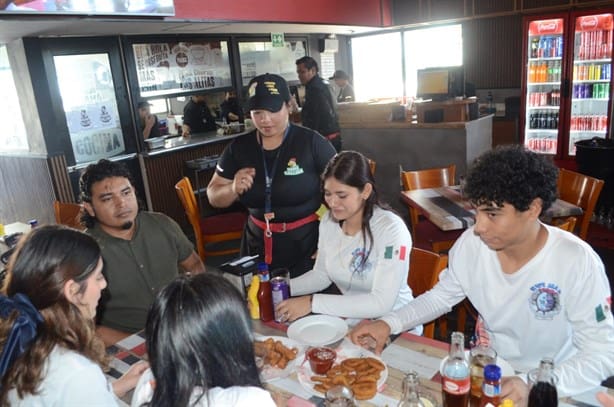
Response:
[442,331,470,407]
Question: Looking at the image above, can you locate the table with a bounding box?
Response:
[106,320,610,406]
[400,186,583,232]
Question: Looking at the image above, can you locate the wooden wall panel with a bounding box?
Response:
[0,155,55,225]
[474,0,516,15]
[463,15,523,89]
[47,154,75,203]
[392,0,423,25]
[522,0,571,9]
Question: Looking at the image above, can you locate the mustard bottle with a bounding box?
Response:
[500,399,514,407]
[247,275,260,319]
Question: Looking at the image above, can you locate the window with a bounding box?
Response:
[351,32,402,102]
[238,40,306,86]
[0,45,28,152]
[404,24,463,98]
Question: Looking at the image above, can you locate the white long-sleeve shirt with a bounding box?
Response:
[291,207,415,320]
[381,224,614,397]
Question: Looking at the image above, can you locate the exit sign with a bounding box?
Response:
[271,33,285,47]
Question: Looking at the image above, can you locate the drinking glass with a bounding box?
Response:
[469,345,497,406]
[325,385,356,407]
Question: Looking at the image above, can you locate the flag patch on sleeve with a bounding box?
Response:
[384,245,407,260]
[595,304,607,322]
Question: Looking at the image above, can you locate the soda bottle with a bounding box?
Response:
[478,365,501,407]
[398,371,437,407]
[527,357,558,407]
[442,331,470,407]
[257,262,275,322]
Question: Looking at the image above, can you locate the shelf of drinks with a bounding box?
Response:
[571,98,609,101]
[570,130,607,135]
[573,79,611,83]
[527,82,561,86]
[527,105,560,110]
[528,57,562,62]
[573,58,612,64]
[525,129,558,133]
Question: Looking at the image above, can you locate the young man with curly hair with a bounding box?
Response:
[350,145,614,406]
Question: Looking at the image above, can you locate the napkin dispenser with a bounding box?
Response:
[219,255,259,297]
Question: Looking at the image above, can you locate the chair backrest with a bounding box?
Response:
[174,177,204,259]
[368,159,376,175]
[407,248,447,338]
[53,201,85,230]
[557,168,604,240]
[553,216,577,233]
[401,164,456,227]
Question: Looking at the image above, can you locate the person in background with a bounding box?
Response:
[207,73,335,278]
[329,70,355,103]
[131,273,276,407]
[137,101,160,140]
[182,94,217,136]
[296,56,342,152]
[275,151,419,332]
[79,159,205,346]
[349,145,614,405]
[0,225,147,405]
[220,90,244,123]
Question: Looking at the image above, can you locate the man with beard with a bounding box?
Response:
[79,159,204,345]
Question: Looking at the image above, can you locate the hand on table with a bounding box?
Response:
[348,319,391,355]
[275,296,311,323]
[501,376,529,407]
[597,391,614,407]
[112,360,149,398]
[233,168,256,196]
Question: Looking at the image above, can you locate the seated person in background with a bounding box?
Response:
[79,159,205,345]
[275,151,418,331]
[350,145,614,405]
[329,70,355,103]
[137,100,160,140]
[220,90,244,123]
[131,273,276,407]
[0,225,147,405]
[182,94,217,136]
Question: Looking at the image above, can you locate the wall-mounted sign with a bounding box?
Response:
[271,33,285,48]
[133,41,232,98]
[0,0,174,16]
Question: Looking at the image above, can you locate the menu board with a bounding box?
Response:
[133,41,232,98]
[239,40,306,85]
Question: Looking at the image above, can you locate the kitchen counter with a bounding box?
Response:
[142,130,245,157]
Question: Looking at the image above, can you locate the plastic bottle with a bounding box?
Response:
[478,365,501,407]
[441,331,470,407]
[527,357,558,407]
[499,400,514,407]
[257,262,274,322]
[398,371,436,407]
[247,275,260,319]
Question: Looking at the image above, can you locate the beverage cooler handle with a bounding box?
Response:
[562,78,570,98]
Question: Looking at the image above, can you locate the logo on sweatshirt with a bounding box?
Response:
[529,282,561,320]
[284,157,304,176]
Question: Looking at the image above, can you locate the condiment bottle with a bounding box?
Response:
[527,357,558,407]
[247,275,260,319]
[441,331,470,407]
[499,400,514,407]
[478,364,501,407]
[257,262,274,322]
[398,371,436,407]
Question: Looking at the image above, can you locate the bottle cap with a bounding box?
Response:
[257,262,269,273]
[484,364,502,381]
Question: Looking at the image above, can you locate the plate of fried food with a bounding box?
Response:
[296,340,388,401]
[254,335,305,382]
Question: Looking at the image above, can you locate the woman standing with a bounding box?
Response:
[0,225,146,405]
[131,273,275,406]
[207,73,336,278]
[275,151,418,329]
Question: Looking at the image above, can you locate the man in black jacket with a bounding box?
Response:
[296,56,341,152]
[182,94,217,136]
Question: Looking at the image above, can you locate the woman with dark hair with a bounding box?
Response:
[275,151,417,329]
[0,225,146,405]
[131,273,275,407]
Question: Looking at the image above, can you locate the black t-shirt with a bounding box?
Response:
[183,99,217,133]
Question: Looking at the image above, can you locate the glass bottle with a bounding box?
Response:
[398,371,436,407]
[257,262,274,322]
[478,364,501,407]
[527,357,558,407]
[442,331,470,407]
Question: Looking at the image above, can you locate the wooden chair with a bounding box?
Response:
[408,248,450,338]
[368,159,376,175]
[400,164,461,253]
[557,168,604,240]
[553,216,577,232]
[53,201,85,230]
[175,177,246,260]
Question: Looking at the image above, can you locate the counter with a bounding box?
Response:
[139,130,245,231]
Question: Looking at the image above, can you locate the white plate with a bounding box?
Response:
[287,315,348,347]
[296,339,388,399]
[439,350,515,376]
[254,335,305,382]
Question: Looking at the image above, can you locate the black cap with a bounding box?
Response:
[329,70,349,80]
[137,101,152,109]
[247,73,291,112]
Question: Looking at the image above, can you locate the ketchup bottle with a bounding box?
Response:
[257,262,274,322]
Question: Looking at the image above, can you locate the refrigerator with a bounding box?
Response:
[521,11,613,161]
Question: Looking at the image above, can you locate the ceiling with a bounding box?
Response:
[0,16,384,44]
